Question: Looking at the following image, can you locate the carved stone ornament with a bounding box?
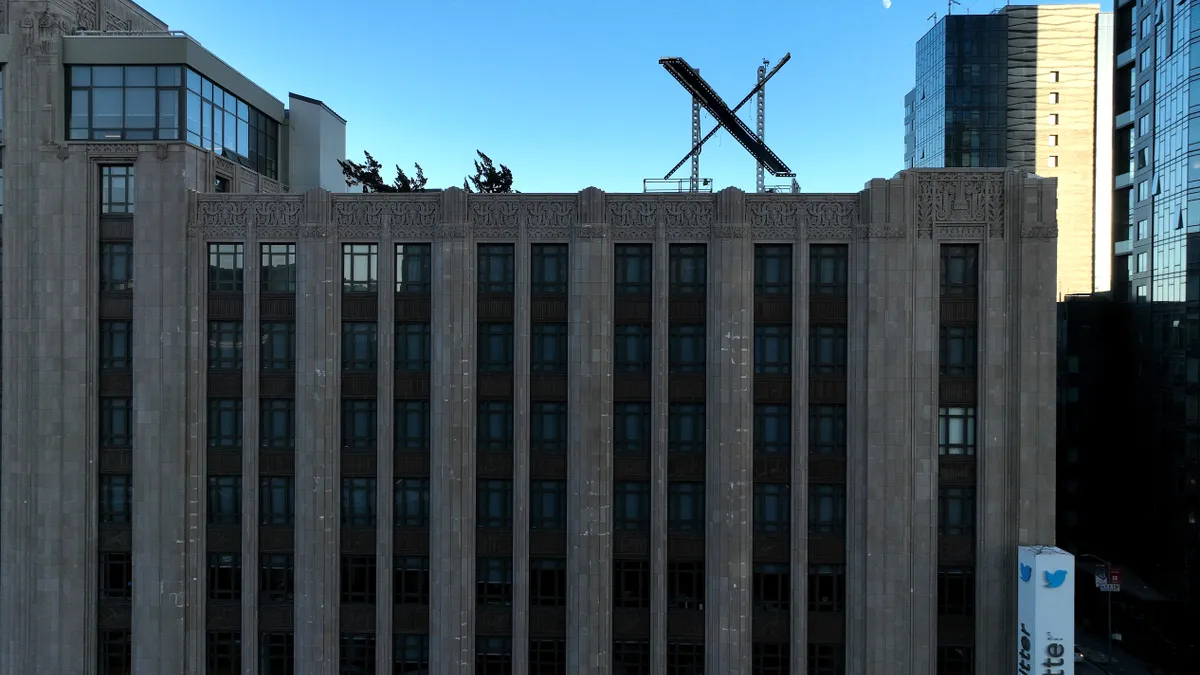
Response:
[75,1,99,30]
[194,200,250,239]
[607,198,659,240]
[104,10,132,32]
[389,199,439,239]
[469,198,522,239]
[864,226,908,239]
[333,198,386,239]
[747,197,802,239]
[155,144,169,161]
[570,222,609,240]
[55,144,70,161]
[87,143,139,158]
[916,173,1004,238]
[262,178,281,194]
[215,156,238,178]
[663,198,715,240]
[525,198,577,240]
[22,7,71,56]
[1020,226,1058,239]
[935,225,986,240]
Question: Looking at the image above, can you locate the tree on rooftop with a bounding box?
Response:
[463,150,515,194]
[338,151,427,193]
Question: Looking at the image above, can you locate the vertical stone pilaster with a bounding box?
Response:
[705,187,753,674]
[133,148,193,675]
[566,187,613,674]
[376,223,397,675]
[429,187,477,675]
[183,178,209,675]
[242,210,263,675]
[295,189,340,675]
[791,224,811,675]
[649,221,669,675]
[511,233,532,674]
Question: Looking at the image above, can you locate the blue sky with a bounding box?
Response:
[138,0,1111,194]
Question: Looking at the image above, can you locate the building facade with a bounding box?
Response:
[905,4,1113,298]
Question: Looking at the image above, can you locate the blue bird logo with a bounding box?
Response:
[1019,563,1032,582]
[1044,569,1068,588]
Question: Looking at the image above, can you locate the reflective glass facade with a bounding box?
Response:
[905,15,1009,169]
[67,65,280,179]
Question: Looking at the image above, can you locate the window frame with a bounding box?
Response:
[339,555,378,605]
[207,552,241,601]
[477,401,514,454]
[478,322,515,373]
[476,557,514,606]
[478,244,516,295]
[754,482,790,533]
[207,243,244,293]
[477,478,513,529]
[615,323,652,373]
[207,320,244,371]
[260,243,296,293]
[808,483,846,536]
[100,165,136,214]
[938,486,976,537]
[667,481,705,534]
[100,320,132,371]
[530,479,567,530]
[260,322,296,371]
[530,557,568,607]
[531,402,568,454]
[259,475,295,526]
[99,474,133,524]
[755,244,793,296]
[940,244,979,298]
[342,243,379,294]
[753,562,790,611]
[810,244,848,296]
[341,321,378,372]
[754,324,791,375]
[531,243,569,294]
[807,563,847,612]
[340,476,378,527]
[259,398,296,450]
[396,243,432,294]
[394,555,431,605]
[395,477,431,529]
[615,244,653,296]
[667,403,705,454]
[395,322,431,373]
[754,404,790,455]
[100,242,133,292]
[340,398,378,451]
[669,243,707,295]
[613,559,651,608]
[395,400,431,454]
[614,402,651,456]
[668,323,706,374]
[531,323,568,373]
[938,406,977,456]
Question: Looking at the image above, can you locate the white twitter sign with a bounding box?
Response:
[1017,546,1075,675]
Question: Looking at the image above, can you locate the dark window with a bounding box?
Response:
[100,242,133,292]
[614,481,650,531]
[178,67,279,176]
[476,636,513,675]
[260,399,295,450]
[479,323,514,373]
[667,561,704,609]
[936,646,974,675]
[669,243,707,295]
[667,642,704,675]
[215,176,230,193]
[808,564,846,612]
[100,397,133,448]
[810,244,848,295]
[477,479,513,529]
[530,558,567,606]
[614,560,651,608]
[100,552,132,598]
[531,323,567,373]
[754,483,790,533]
[668,403,705,454]
[395,401,431,453]
[531,402,567,454]
[477,557,513,605]
[206,631,241,675]
[530,639,566,675]
[208,321,243,370]
[100,474,133,524]
[614,403,651,456]
[755,245,792,296]
[810,326,847,376]
[260,554,295,602]
[258,632,294,675]
[340,633,375,674]
[808,484,845,535]
[753,563,790,611]
[207,552,241,600]
[668,482,705,533]
[754,325,791,375]
[938,567,975,615]
[938,407,976,456]
[810,405,846,455]
[669,324,706,373]
[342,399,377,451]
[530,480,567,530]
[753,643,789,675]
[343,244,379,293]
[207,476,241,525]
[100,321,132,370]
[259,476,294,526]
[99,630,132,675]
[532,244,568,294]
[478,244,515,294]
[394,634,430,674]
[939,487,976,537]
[613,641,651,675]
[754,404,790,455]
[478,401,514,453]
[396,323,431,373]
[396,243,432,294]
[261,323,295,371]
[395,478,430,528]
[341,477,377,527]
[342,322,378,372]
[260,244,296,293]
[940,326,977,377]
[395,556,430,604]
[207,398,243,449]
[940,245,979,297]
[100,165,135,213]
[341,555,377,604]
[615,244,652,295]
[208,243,244,293]
[615,324,652,373]
[808,643,845,675]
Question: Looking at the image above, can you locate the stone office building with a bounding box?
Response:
[0,2,1059,675]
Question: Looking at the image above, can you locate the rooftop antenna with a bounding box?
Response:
[948,0,961,14]
[651,53,796,193]
[928,12,937,22]
[755,58,769,194]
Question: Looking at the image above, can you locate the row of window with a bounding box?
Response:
[100,396,977,457]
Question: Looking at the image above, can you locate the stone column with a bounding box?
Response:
[376,219,397,674]
[649,220,669,675]
[242,198,264,674]
[429,187,477,675]
[511,232,532,674]
[704,187,753,673]
[294,188,341,675]
[791,219,812,675]
[566,187,613,673]
[844,189,871,675]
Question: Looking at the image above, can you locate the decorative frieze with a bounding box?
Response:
[916,173,1005,239]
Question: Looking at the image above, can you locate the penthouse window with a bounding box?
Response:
[616,244,652,295]
[669,243,707,295]
[396,244,432,294]
[187,68,278,178]
[532,243,569,294]
[68,66,181,142]
[478,244,515,294]
[260,244,296,293]
[100,166,135,214]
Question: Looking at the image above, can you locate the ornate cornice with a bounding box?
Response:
[916,173,1005,239]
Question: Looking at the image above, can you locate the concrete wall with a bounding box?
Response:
[287,95,348,195]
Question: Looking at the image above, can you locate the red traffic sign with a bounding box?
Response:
[1108,566,1123,585]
